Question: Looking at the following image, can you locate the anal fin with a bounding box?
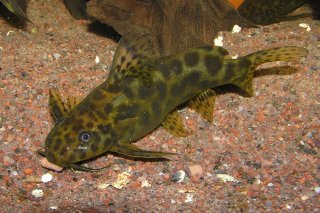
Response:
[188,89,216,122]
[162,111,189,137]
[232,67,254,97]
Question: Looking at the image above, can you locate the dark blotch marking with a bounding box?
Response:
[86,110,98,122]
[156,81,167,99]
[96,110,107,120]
[184,52,199,67]
[238,58,251,69]
[120,56,126,63]
[64,133,71,141]
[224,63,236,82]
[157,61,171,78]
[104,104,113,114]
[218,47,229,56]
[92,90,105,100]
[59,147,68,156]
[116,65,121,72]
[170,83,184,96]
[123,86,134,99]
[126,61,132,68]
[63,119,71,127]
[116,104,139,121]
[91,142,98,153]
[87,121,93,129]
[141,111,151,124]
[77,108,87,116]
[108,83,121,93]
[170,59,183,74]
[151,99,161,117]
[170,71,201,96]
[72,119,84,132]
[138,86,153,99]
[102,135,117,150]
[204,55,223,75]
[98,124,111,134]
[79,151,87,160]
[53,138,62,151]
[129,45,137,55]
[183,71,201,85]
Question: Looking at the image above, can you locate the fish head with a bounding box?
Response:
[44,105,116,168]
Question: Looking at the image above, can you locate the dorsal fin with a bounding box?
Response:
[108,32,159,84]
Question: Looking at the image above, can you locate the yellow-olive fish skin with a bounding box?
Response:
[43,32,307,171]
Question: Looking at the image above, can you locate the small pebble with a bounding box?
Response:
[188,164,203,177]
[141,180,151,188]
[267,183,274,187]
[286,204,292,209]
[53,53,61,59]
[231,55,238,59]
[299,23,311,32]
[300,195,309,201]
[171,170,186,183]
[111,171,131,189]
[231,25,242,34]
[10,171,18,177]
[214,36,223,47]
[3,156,14,165]
[184,194,193,203]
[24,168,33,175]
[314,186,320,194]
[31,189,44,198]
[95,56,100,64]
[216,174,238,183]
[306,132,313,138]
[41,173,53,183]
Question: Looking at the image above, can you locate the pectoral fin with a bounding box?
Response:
[162,111,189,137]
[188,89,216,122]
[69,163,113,172]
[49,89,81,122]
[110,143,177,160]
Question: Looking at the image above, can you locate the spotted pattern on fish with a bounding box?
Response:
[42,32,307,170]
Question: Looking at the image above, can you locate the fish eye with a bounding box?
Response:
[79,132,91,143]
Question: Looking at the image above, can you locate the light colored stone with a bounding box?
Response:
[188,164,203,177]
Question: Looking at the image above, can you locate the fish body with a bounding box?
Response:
[43,32,307,170]
[237,0,307,25]
[0,0,30,22]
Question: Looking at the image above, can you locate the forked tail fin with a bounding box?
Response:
[232,46,307,96]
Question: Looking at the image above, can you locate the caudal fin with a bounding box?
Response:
[232,46,307,96]
[247,46,308,66]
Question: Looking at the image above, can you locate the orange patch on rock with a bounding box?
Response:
[228,0,245,9]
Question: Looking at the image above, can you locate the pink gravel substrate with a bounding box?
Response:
[0,0,319,212]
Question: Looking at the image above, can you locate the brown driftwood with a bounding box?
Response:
[87,0,255,55]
